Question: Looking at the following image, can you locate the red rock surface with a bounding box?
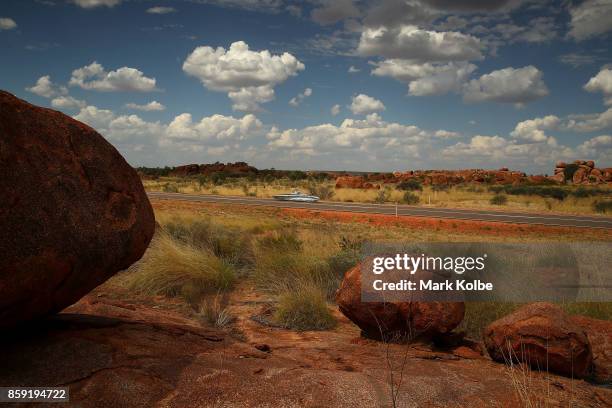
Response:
[571,315,612,384]
[335,264,465,339]
[1,286,609,407]
[484,303,593,379]
[0,91,155,329]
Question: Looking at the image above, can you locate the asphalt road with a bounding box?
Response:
[147,192,612,229]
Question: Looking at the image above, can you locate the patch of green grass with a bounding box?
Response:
[273,283,336,331]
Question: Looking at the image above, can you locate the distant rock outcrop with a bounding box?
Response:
[335,264,464,340]
[334,176,379,189]
[483,303,593,379]
[0,91,155,329]
[170,161,258,177]
[549,160,612,184]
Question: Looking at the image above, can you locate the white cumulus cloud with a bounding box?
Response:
[182,41,304,111]
[289,87,312,107]
[462,66,549,106]
[51,95,86,110]
[510,115,560,142]
[372,60,476,96]
[567,0,612,41]
[26,75,67,98]
[350,94,385,115]
[69,61,158,92]
[566,107,612,132]
[584,68,612,105]
[125,101,166,111]
[331,104,341,116]
[0,17,17,30]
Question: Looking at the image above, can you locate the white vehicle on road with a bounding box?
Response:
[273,190,320,202]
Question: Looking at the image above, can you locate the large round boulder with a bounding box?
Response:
[335,264,465,340]
[483,303,592,378]
[0,91,155,328]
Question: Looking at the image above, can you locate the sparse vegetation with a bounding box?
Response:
[490,194,508,205]
[593,200,612,214]
[112,201,610,337]
[402,191,420,205]
[144,176,612,215]
[396,179,422,191]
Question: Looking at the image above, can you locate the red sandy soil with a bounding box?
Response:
[150,199,612,240]
[2,283,610,407]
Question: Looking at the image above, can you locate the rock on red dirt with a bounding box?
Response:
[335,264,464,339]
[571,315,612,384]
[483,303,593,378]
[0,91,155,329]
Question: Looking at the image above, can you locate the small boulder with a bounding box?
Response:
[483,303,592,378]
[0,91,155,328]
[335,264,464,340]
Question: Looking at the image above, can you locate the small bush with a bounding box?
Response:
[308,183,334,200]
[490,194,508,205]
[396,179,422,191]
[273,284,336,331]
[374,188,391,203]
[162,183,179,193]
[402,191,420,205]
[593,200,612,214]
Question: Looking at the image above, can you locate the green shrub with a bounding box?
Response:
[402,191,420,204]
[571,187,609,198]
[488,185,568,200]
[273,284,336,331]
[490,194,508,205]
[593,200,612,214]
[396,179,422,191]
[308,183,334,200]
[374,188,391,203]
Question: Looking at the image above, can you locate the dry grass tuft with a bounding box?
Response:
[121,232,235,304]
[273,282,336,331]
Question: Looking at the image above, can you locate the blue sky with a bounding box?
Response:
[1,0,611,173]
